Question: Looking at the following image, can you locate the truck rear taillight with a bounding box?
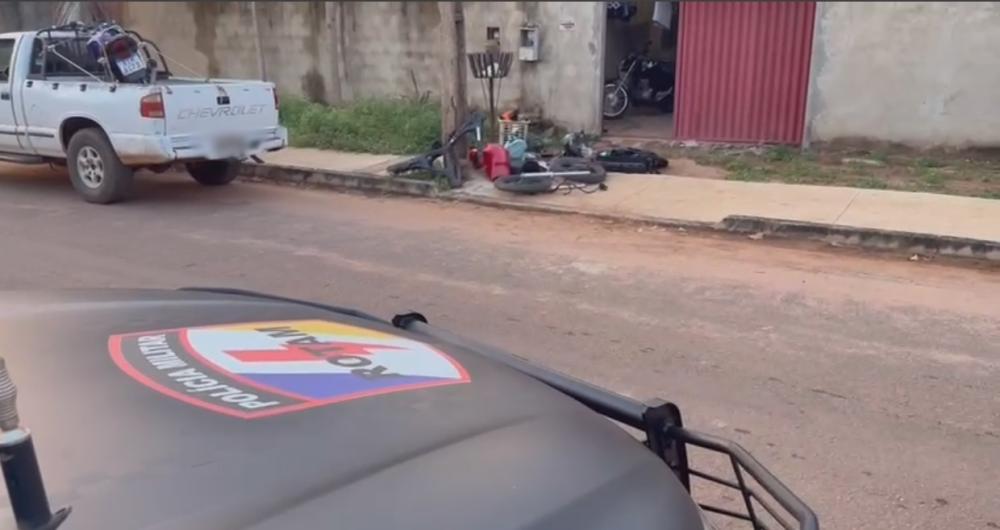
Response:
[140,93,165,118]
[273,88,279,109]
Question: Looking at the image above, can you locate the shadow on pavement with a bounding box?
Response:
[0,162,255,206]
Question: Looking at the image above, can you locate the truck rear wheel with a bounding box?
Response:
[67,128,134,204]
[186,160,241,186]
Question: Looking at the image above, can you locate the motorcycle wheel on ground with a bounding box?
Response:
[603,83,630,120]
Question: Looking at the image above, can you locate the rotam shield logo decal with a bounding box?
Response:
[108,320,471,419]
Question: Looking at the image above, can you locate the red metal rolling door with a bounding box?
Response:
[674,2,816,144]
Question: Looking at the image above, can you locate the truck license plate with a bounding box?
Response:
[115,54,146,76]
[214,136,245,158]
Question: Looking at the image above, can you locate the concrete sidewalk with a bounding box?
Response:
[253,147,1000,259]
[457,172,1000,243]
[261,148,404,176]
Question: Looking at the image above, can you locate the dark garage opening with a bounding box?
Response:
[602,1,681,140]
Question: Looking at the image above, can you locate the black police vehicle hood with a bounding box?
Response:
[0,290,702,529]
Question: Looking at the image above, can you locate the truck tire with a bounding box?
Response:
[67,128,134,204]
[186,160,241,186]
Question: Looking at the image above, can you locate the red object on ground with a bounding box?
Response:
[468,147,482,169]
[481,144,510,181]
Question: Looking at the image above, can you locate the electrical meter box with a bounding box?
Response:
[519,25,539,62]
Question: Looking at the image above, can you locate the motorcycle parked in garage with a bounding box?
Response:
[603,48,676,119]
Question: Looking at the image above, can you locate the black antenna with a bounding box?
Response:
[0,359,70,529]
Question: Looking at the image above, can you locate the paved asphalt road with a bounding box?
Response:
[0,167,998,529]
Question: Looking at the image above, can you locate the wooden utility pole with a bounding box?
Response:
[438,1,467,148]
[250,2,267,81]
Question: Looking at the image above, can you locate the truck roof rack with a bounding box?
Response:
[33,21,172,83]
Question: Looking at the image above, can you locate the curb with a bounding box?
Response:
[239,163,439,197]
[242,163,999,262]
[721,215,1000,262]
[446,196,1000,262]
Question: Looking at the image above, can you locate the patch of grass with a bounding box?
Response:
[664,143,999,198]
[765,146,797,162]
[915,157,944,169]
[916,167,946,190]
[724,159,769,182]
[280,96,441,155]
[277,97,312,131]
[979,171,1000,183]
[787,159,832,183]
[689,150,731,168]
[799,151,819,163]
[856,176,889,189]
[757,153,838,185]
[870,150,890,164]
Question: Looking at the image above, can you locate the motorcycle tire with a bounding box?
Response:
[547,157,607,184]
[494,174,555,194]
[603,83,629,120]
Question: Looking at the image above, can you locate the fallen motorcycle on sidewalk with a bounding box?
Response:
[492,156,608,195]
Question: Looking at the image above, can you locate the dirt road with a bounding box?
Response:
[0,168,998,529]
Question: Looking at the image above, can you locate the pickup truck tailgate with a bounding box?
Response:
[162,82,279,156]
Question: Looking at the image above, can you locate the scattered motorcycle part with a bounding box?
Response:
[546,157,607,184]
[387,112,485,189]
[481,144,512,182]
[521,159,544,173]
[504,138,528,172]
[595,148,669,174]
[493,173,555,194]
[562,131,595,158]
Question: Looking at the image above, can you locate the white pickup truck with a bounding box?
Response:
[0,25,287,203]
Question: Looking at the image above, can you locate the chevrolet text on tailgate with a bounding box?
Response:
[0,22,287,203]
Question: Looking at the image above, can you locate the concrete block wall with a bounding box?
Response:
[0,1,55,34]
[517,2,604,133]
[807,2,1000,148]
[334,2,441,104]
[462,2,526,113]
[462,2,605,132]
[122,2,342,103]
[120,1,603,134]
